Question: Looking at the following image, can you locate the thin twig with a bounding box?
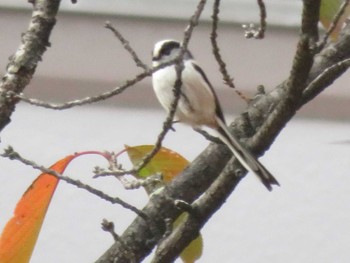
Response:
[210,0,249,102]
[256,0,267,39]
[318,0,350,50]
[302,57,350,102]
[194,128,222,144]
[181,0,207,49]
[105,21,149,71]
[0,146,147,219]
[14,61,174,110]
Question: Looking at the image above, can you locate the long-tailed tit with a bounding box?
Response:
[152,39,279,191]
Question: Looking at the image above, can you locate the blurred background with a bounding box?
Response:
[0,1,350,262]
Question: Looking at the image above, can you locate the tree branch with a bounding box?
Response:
[0,0,61,132]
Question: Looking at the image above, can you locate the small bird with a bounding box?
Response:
[151,39,279,191]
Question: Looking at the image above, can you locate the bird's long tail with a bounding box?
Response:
[214,117,279,191]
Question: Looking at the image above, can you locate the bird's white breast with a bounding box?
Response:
[152,65,177,111]
[152,60,217,127]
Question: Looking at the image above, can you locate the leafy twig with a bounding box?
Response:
[0,146,147,219]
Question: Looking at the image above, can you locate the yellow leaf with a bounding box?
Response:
[125,145,189,183]
[125,145,202,262]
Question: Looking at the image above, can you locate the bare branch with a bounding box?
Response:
[105,21,149,71]
[256,0,267,38]
[14,68,151,109]
[210,0,249,102]
[14,61,174,110]
[194,128,223,144]
[302,57,350,103]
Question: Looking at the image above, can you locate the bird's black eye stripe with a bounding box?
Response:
[159,41,180,56]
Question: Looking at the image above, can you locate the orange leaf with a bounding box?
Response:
[0,155,75,263]
[125,145,189,183]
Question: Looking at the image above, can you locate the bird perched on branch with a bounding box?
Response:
[151,39,279,191]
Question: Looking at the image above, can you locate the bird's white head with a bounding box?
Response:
[152,39,192,66]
